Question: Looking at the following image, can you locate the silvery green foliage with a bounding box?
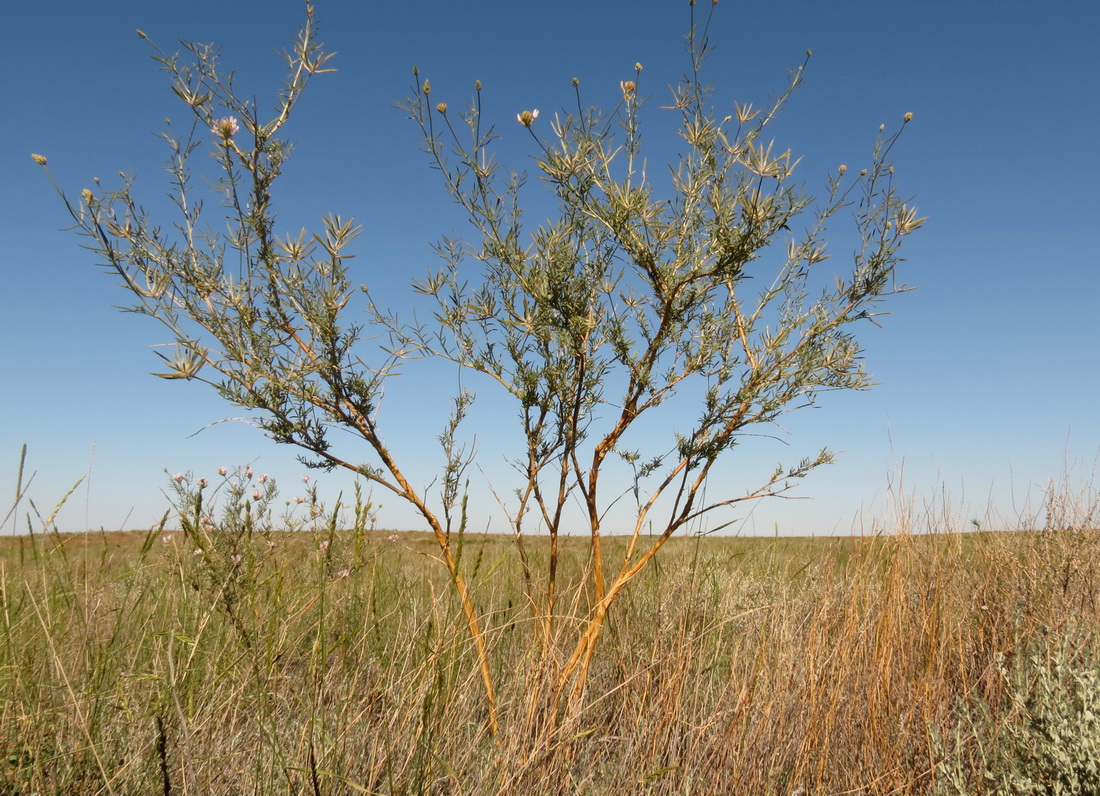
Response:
[939,644,1100,794]
[996,649,1100,794]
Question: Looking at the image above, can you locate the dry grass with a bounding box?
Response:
[2,514,1099,794]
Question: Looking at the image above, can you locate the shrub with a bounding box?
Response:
[34,2,920,735]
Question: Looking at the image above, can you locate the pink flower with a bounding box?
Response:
[217,466,228,476]
[301,475,310,483]
[294,496,305,504]
[252,490,263,500]
[244,467,253,478]
[319,540,330,551]
[193,548,204,556]
[161,534,172,545]
[197,478,209,488]
[211,116,240,139]
[230,554,242,565]
[388,533,400,543]
[337,569,350,579]
[258,473,269,484]
[173,473,184,483]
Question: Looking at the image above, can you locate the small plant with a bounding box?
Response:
[165,465,372,593]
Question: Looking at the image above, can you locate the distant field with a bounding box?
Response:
[2,526,1098,793]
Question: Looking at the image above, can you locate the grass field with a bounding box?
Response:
[3,499,1100,793]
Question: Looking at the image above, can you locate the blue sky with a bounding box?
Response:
[3,0,1098,536]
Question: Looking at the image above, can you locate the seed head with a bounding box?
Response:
[620,80,636,96]
[838,164,847,176]
[81,188,94,203]
[475,79,482,91]
[903,111,913,123]
[31,153,47,166]
[572,77,579,87]
[436,102,448,114]
[517,108,540,128]
[422,79,431,96]
[635,62,643,72]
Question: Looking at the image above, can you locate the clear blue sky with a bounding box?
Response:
[3,0,1098,535]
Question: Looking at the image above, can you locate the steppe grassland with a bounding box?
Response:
[2,510,1099,793]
